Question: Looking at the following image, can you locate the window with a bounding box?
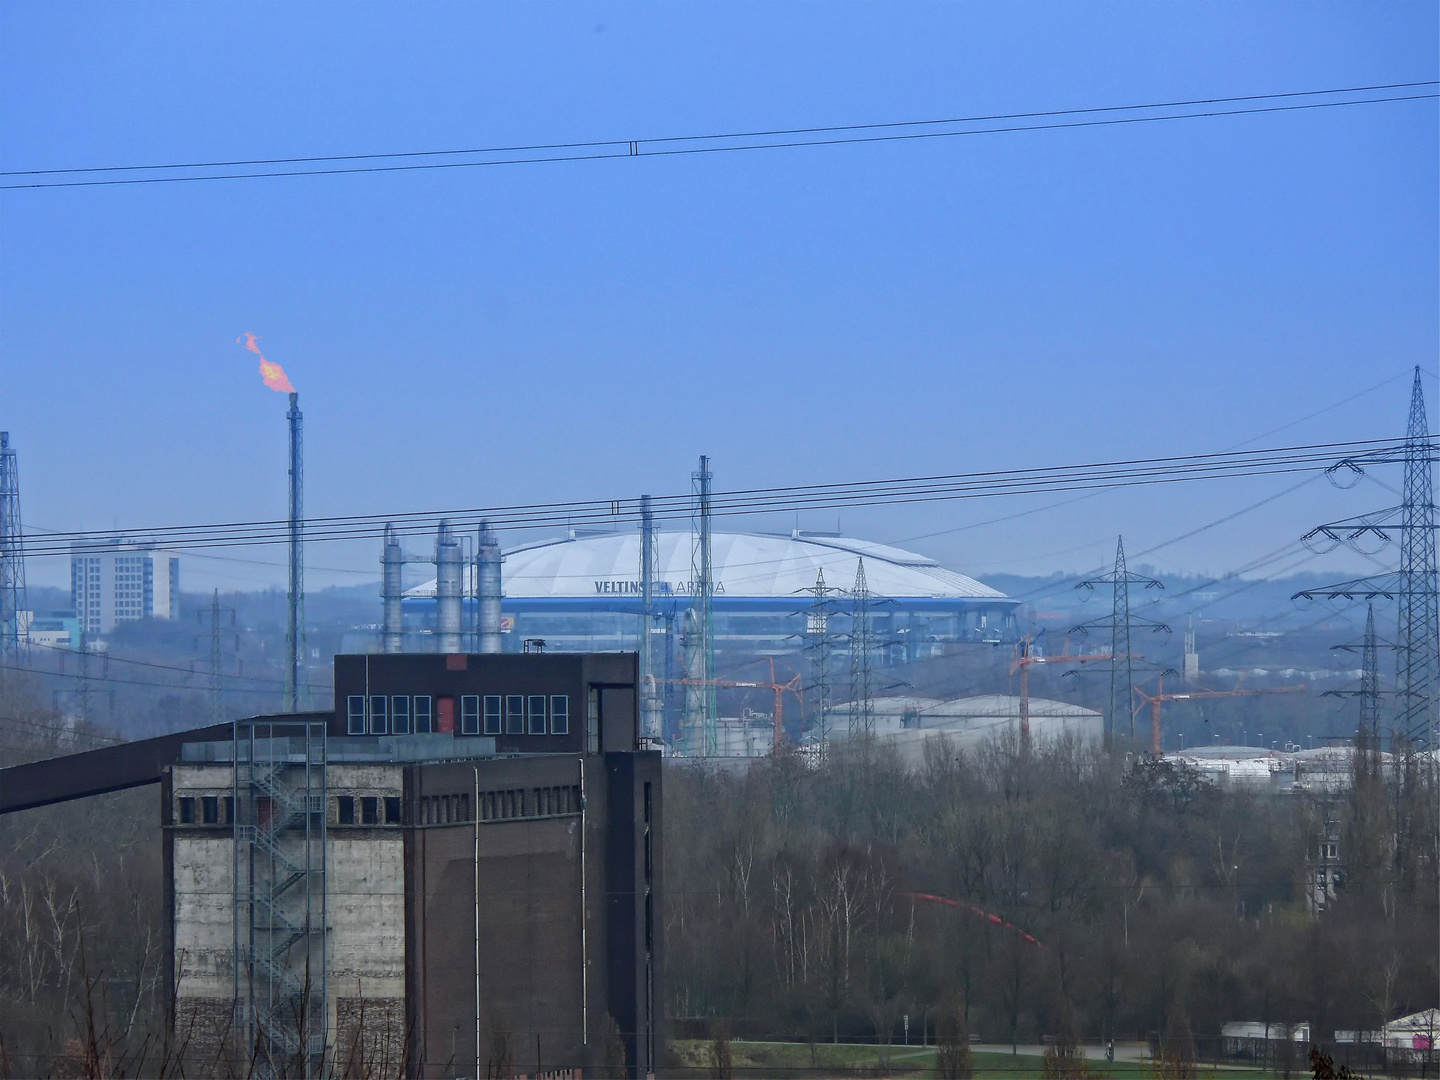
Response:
[178,797,195,824]
[414,696,432,734]
[644,781,652,823]
[461,695,481,736]
[587,689,599,754]
[347,696,365,735]
[361,797,380,825]
[506,695,525,735]
[224,796,235,824]
[528,695,547,735]
[551,695,569,735]
[484,696,502,735]
[392,696,411,735]
[385,796,402,825]
[370,695,388,735]
[202,796,219,824]
[337,796,355,825]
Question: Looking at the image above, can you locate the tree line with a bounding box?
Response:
[662,729,1439,1052]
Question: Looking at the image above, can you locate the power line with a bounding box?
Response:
[17,437,1411,557]
[2,84,1433,191]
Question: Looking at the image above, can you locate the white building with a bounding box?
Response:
[71,543,179,636]
[829,694,1104,762]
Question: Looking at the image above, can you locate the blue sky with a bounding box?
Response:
[2,2,1436,593]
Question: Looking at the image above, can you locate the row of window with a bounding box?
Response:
[347,694,435,735]
[419,783,582,825]
[176,793,401,827]
[346,694,571,737]
[337,794,402,825]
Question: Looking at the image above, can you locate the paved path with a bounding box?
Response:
[972,1042,1150,1063]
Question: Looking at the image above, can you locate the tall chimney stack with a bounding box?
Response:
[435,522,463,654]
[476,521,503,654]
[381,524,404,653]
[286,392,304,710]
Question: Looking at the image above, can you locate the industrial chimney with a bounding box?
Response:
[381,524,404,653]
[476,521,502,654]
[435,522,463,654]
[286,392,304,710]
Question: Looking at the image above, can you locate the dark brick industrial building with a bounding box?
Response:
[0,652,663,1079]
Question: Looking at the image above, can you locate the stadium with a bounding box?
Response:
[402,528,1019,660]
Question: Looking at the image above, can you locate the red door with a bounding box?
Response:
[436,697,455,734]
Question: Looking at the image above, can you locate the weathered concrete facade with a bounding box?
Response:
[160,652,660,1078]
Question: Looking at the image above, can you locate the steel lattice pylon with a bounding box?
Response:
[802,569,843,756]
[1073,536,1169,744]
[1295,368,1440,748]
[848,559,875,738]
[1361,604,1381,738]
[1396,370,1439,745]
[639,494,664,744]
[0,432,25,663]
[1319,601,1400,743]
[688,457,717,755]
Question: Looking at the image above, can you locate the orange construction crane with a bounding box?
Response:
[1133,673,1307,756]
[1008,634,1115,750]
[673,657,803,752]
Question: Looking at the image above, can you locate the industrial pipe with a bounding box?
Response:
[476,521,502,654]
[435,522,463,654]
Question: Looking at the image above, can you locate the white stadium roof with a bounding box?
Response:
[406,530,1008,602]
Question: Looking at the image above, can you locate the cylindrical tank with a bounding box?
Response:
[381,525,404,653]
[477,521,503,654]
[435,522,463,654]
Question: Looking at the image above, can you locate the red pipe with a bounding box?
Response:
[896,891,1043,948]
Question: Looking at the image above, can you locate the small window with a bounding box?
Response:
[178,796,195,824]
[551,695,569,735]
[361,797,379,825]
[414,696,432,734]
[461,695,481,736]
[224,796,235,824]
[370,695,388,735]
[384,796,402,825]
[484,695,502,735]
[337,796,355,825]
[202,796,219,824]
[644,781,652,823]
[347,696,366,735]
[392,696,411,735]
[528,695,547,735]
[506,695,525,735]
[587,689,599,754]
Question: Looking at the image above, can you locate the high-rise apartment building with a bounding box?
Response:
[71,544,179,635]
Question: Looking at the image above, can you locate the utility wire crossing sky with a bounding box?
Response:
[1,82,1434,189]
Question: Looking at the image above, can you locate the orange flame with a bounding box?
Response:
[236,332,296,393]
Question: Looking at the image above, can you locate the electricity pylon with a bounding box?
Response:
[1073,536,1169,743]
[0,432,25,665]
[688,457,717,755]
[848,559,875,738]
[1325,603,1394,742]
[801,569,843,756]
[1296,368,1439,747]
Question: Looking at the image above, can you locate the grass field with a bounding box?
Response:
[667,1039,1279,1079]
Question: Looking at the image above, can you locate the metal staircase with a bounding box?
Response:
[233,720,327,1078]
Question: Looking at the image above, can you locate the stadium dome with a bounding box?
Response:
[410,530,1005,605]
[403,530,1016,654]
